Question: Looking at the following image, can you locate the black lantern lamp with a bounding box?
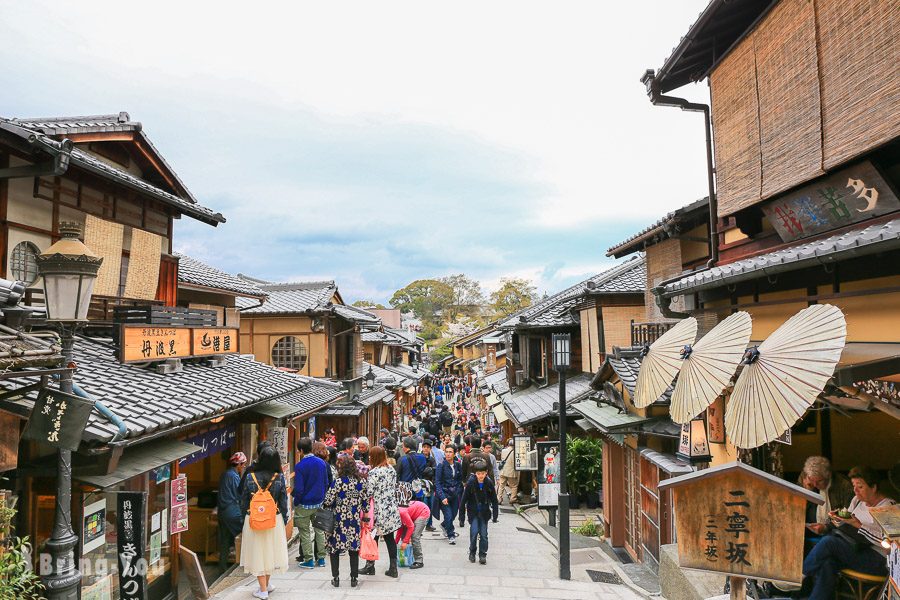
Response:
[36,221,102,600]
[551,332,571,580]
[37,222,103,322]
[364,365,376,390]
[676,414,712,464]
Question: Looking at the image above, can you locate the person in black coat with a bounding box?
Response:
[458,459,499,565]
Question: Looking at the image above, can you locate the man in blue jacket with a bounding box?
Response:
[434,445,463,544]
[293,436,330,568]
[397,436,428,483]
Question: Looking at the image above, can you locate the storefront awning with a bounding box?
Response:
[74,439,200,489]
[832,342,900,387]
[571,401,655,432]
[491,403,509,424]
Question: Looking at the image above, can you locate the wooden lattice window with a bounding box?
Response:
[10,241,40,285]
[271,336,308,371]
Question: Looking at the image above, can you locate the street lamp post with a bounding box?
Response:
[552,333,571,581]
[364,365,376,390]
[36,222,102,600]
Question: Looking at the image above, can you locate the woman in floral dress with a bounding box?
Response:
[362,446,401,578]
[323,454,368,587]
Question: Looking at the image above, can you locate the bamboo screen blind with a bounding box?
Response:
[755,0,823,198]
[83,214,123,297]
[124,228,162,300]
[711,41,761,217]
[817,0,900,170]
[711,0,899,217]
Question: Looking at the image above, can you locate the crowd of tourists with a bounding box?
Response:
[218,372,526,598]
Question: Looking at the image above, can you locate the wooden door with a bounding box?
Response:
[624,446,642,561]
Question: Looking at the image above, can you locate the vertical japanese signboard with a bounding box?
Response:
[658,461,823,584]
[170,475,189,535]
[707,396,725,444]
[513,435,537,471]
[117,491,147,600]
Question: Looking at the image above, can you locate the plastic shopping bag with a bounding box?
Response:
[397,544,415,567]
[360,525,379,562]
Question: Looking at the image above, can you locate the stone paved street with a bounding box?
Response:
[213,508,642,600]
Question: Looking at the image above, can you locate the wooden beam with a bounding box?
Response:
[133,137,178,191]
[64,132,135,143]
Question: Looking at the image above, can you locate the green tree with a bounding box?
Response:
[440,274,485,321]
[351,300,386,309]
[389,279,454,322]
[490,277,537,319]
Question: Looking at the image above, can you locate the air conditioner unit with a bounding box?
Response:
[515,370,525,387]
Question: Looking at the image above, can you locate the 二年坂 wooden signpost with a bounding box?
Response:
[658,461,823,600]
[120,326,238,363]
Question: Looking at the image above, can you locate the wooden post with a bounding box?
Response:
[730,576,746,600]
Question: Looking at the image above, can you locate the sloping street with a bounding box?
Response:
[212,507,641,600]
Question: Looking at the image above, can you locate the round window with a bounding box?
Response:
[10,241,40,285]
[271,336,308,371]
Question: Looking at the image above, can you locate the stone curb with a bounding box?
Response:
[516,507,656,600]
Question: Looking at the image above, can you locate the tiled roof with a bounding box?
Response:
[254,377,346,419]
[499,256,646,330]
[360,329,410,345]
[359,386,395,408]
[10,112,200,205]
[0,118,223,225]
[363,362,408,387]
[0,338,316,446]
[237,281,336,314]
[607,197,709,258]
[483,369,510,396]
[659,217,900,297]
[174,253,267,298]
[383,362,427,382]
[502,374,594,425]
[333,304,380,325]
[594,354,673,405]
[318,401,367,417]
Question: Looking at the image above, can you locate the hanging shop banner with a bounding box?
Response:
[271,427,289,466]
[117,491,148,600]
[707,396,725,444]
[513,435,537,471]
[82,499,107,554]
[22,388,94,451]
[120,326,238,363]
[179,426,236,466]
[308,416,317,442]
[537,441,561,509]
[170,475,189,534]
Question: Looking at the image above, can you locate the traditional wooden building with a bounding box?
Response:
[621,0,900,586]
[0,114,342,599]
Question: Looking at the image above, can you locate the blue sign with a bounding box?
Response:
[180,426,236,466]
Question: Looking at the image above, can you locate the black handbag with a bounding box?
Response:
[312,507,335,533]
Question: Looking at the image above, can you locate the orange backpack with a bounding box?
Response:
[248,472,280,530]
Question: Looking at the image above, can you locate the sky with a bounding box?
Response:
[1,0,712,304]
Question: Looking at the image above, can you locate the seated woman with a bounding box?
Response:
[801,466,895,600]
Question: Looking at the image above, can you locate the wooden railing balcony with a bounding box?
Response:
[630,321,677,347]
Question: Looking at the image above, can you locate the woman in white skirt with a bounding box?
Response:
[239,446,290,599]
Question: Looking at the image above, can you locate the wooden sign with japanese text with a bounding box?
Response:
[761,161,899,243]
[658,461,822,584]
[707,396,725,444]
[120,326,238,363]
[22,388,94,451]
[121,327,192,363]
[192,328,237,357]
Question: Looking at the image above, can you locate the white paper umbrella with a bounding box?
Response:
[726,303,847,449]
[633,317,698,408]
[671,311,753,424]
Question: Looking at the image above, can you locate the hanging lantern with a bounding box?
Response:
[677,413,712,464]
